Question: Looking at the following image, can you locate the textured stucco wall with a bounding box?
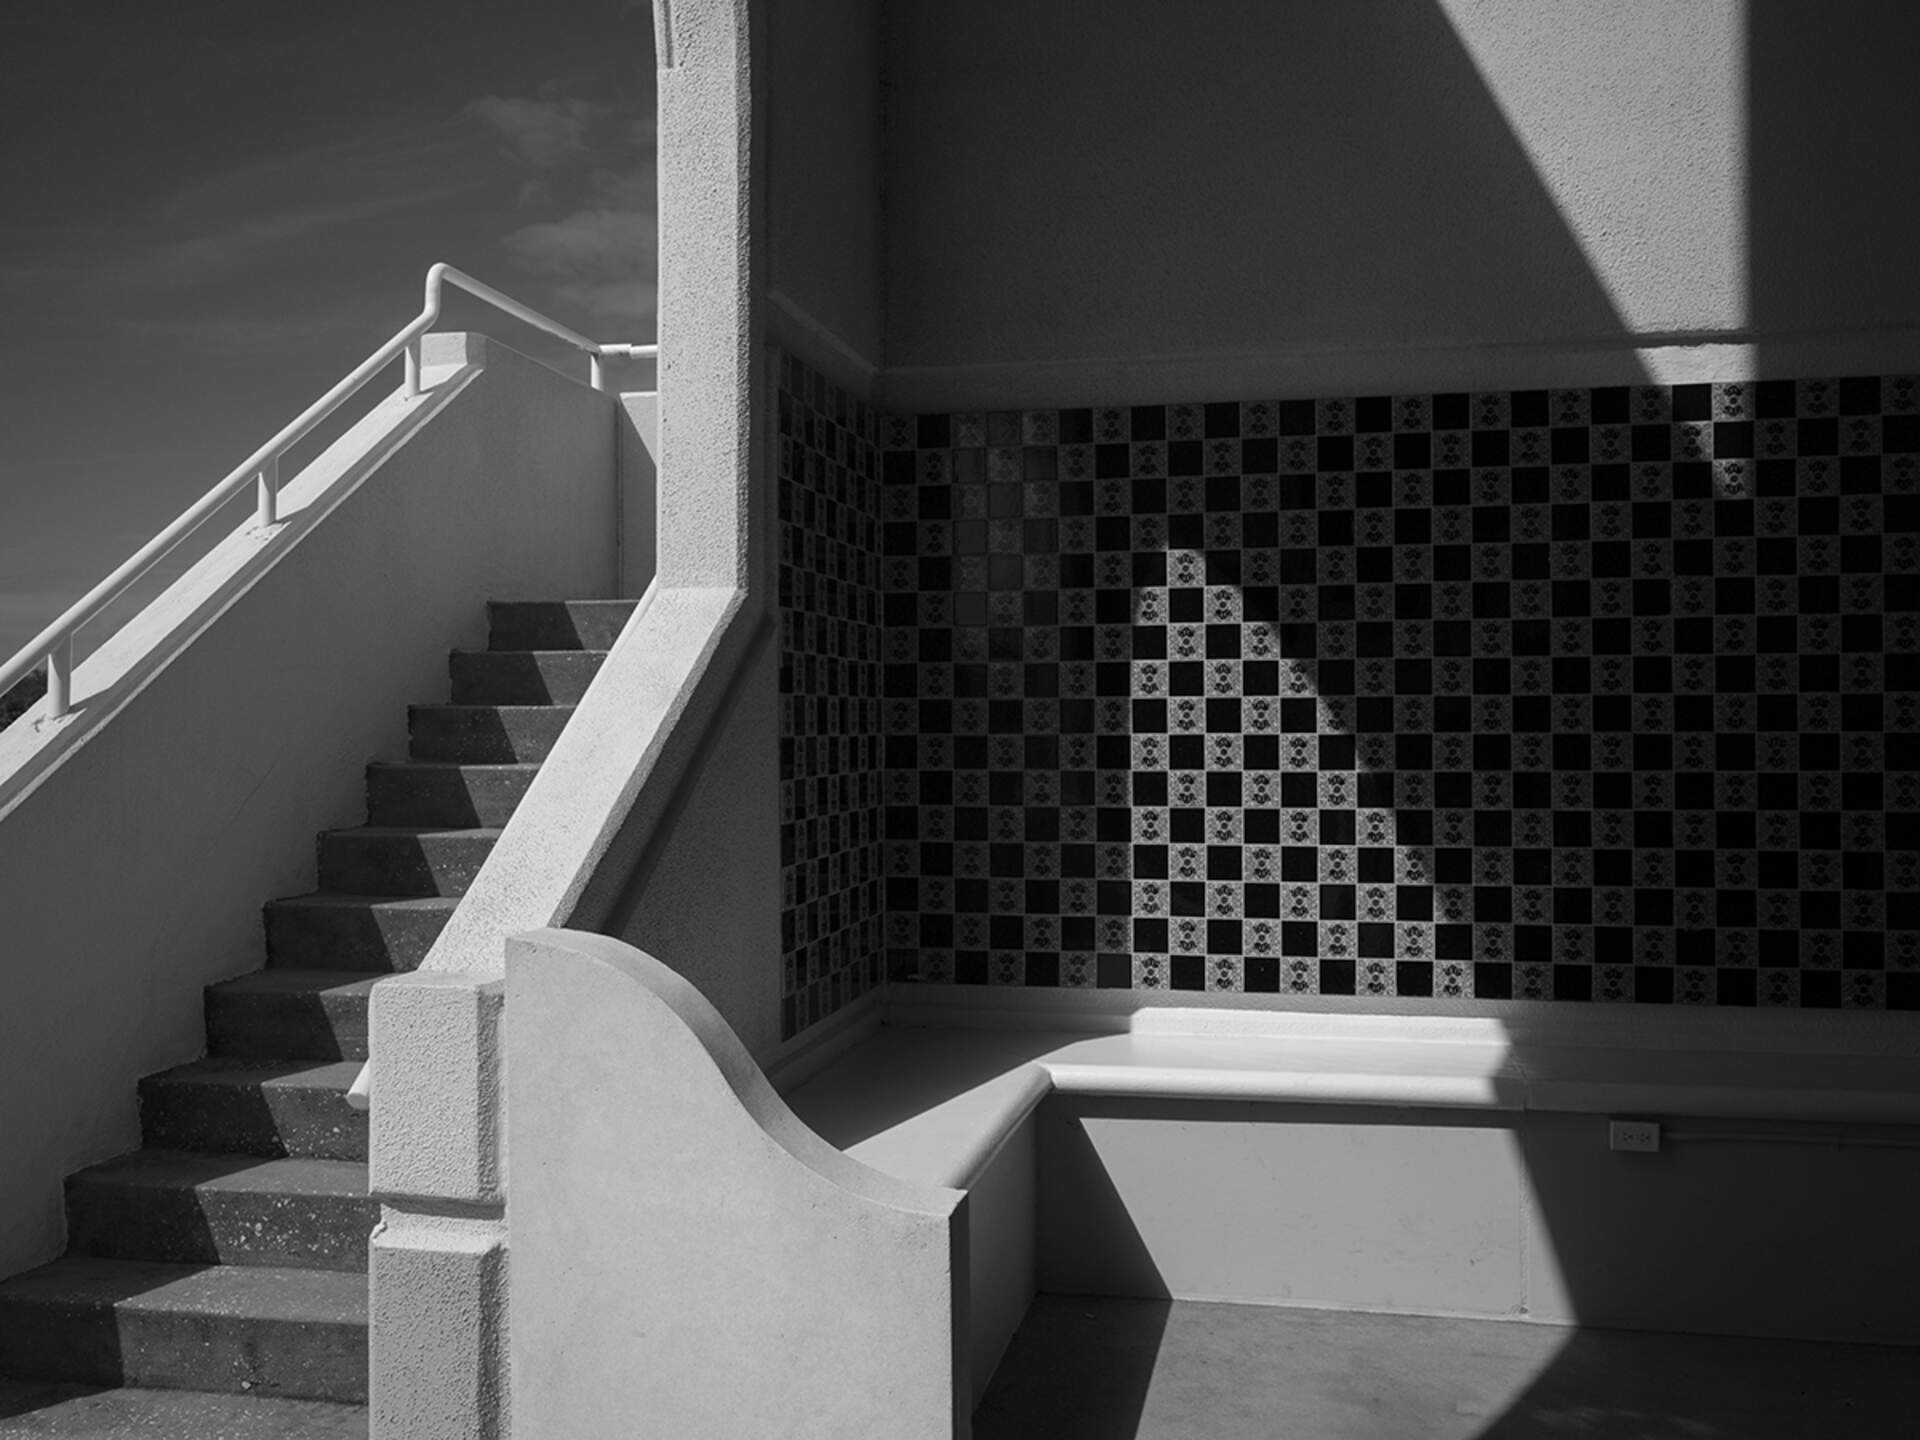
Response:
[0,335,618,1280]
[506,929,964,1440]
[604,610,785,1059]
[880,0,1920,409]
[768,0,882,381]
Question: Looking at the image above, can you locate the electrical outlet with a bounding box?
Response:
[1609,1119,1661,1153]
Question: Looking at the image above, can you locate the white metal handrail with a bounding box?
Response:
[0,263,656,720]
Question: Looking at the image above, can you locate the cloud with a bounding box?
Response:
[117,307,390,354]
[0,126,471,298]
[465,95,601,168]
[505,204,648,276]
[501,170,656,330]
[116,190,463,290]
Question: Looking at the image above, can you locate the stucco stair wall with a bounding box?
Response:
[0,598,634,1427]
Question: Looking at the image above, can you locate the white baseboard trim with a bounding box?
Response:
[877,325,1920,413]
[763,985,885,1094]
[766,288,880,399]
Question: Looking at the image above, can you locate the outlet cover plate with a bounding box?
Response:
[1609,1119,1661,1153]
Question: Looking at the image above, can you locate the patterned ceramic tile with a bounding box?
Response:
[876,378,1920,1008]
[777,354,884,1038]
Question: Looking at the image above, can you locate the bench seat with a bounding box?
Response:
[782,1002,1920,1405]
[504,930,1920,1440]
[787,1007,1920,1185]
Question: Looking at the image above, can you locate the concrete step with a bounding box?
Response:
[0,1257,366,1403]
[263,894,457,973]
[486,599,636,652]
[0,1380,366,1438]
[65,1152,373,1274]
[139,1061,366,1162]
[206,971,378,1063]
[449,649,607,705]
[315,827,500,899]
[364,761,537,827]
[407,704,572,763]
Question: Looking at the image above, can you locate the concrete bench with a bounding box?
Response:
[784,998,1920,1412]
[503,928,1920,1440]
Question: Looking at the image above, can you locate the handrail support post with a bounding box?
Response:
[404,340,422,399]
[256,455,280,528]
[46,634,73,720]
[590,352,606,392]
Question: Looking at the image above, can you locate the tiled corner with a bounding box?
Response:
[876,379,1919,1008]
[776,353,885,1039]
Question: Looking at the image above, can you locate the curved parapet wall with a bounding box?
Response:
[505,927,967,1440]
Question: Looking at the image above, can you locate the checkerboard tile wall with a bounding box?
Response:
[777,353,885,1039]
[878,379,1920,1007]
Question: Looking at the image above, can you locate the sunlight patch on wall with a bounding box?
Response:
[1435,0,1748,345]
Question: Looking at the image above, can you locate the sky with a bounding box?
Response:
[0,0,658,662]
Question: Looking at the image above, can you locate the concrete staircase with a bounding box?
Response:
[0,600,634,1435]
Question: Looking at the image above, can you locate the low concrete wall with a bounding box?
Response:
[0,332,620,1278]
[506,928,965,1440]
[367,583,759,1440]
[1040,1096,1920,1346]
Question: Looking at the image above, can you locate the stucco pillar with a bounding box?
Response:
[655,0,768,595]
[366,5,767,1439]
[369,972,509,1440]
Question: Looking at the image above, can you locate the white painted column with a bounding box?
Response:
[366,3,769,1437]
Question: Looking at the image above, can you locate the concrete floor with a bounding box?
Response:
[0,1382,365,1439]
[974,1296,1918,1440]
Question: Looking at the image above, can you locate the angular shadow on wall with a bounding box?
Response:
[970,1297,1170,1440]
[973,1107,1168,1440]
[884,0,1653,995]
[861,0,1920,1415]
[871,0,1915,1425]
[1465,11,1920,1430]
[883,0,1643,376]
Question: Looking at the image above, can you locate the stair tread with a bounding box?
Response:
[406,704,572,763]
[0,1257,366,1326]
[0,1380,366,1437]
[486,599,637,652]
[448,648,610,659]
[317,826,504,841]
[365,760,540,774]
[207,970,382,999]
[267,893,460,913]
[409,703,577,714]
[262,895,455,974]
[144,1059,363,1092]
[70,1151,368,1200]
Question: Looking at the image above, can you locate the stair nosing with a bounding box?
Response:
[266,892,461,909]
[207,969,384,993]
[0,1255,368,1324]
[366,760,541,773]
[318,825,505,841]
[68,1150,370,1198]
[143,1058,364,1089]
[408,703,577,714]
[448,647,612,659]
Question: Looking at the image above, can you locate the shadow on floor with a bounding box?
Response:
[975,1296,1917,1440]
